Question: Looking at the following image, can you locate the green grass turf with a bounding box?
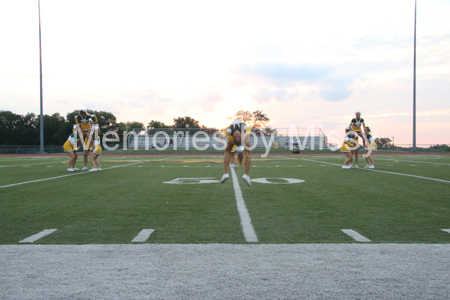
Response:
[0,154,449,244]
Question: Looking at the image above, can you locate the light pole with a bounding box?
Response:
[392,136,394,147]
[412,0,417,152]
[38,0,44,153]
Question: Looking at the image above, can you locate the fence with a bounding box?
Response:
[124,127,329,150]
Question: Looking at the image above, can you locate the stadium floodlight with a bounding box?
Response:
[412,0,417,152]
[38,0,44,153]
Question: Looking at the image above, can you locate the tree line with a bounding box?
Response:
[0,109,271,145]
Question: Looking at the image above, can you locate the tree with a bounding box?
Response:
[173,116,200,128]
[123,121,145,132]
[92,110,117,133]
[375,137,392,148]
[39,113,67,145]
[227,110,270,128]
[148,120,169,129]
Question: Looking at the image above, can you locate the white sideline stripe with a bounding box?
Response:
[442,229,450,234]
[341,229,371,242]
[376,158,450,166]
[131,229,155,242]
[230,167,258,243]
[19,229,57,243]
[0,161,65,168]
[302,159,450,184]
[0,161,144,189]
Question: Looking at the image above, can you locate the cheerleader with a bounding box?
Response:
[74,109,98,138]
[220,119,252,186]
[341,127,359,169]
[230,146,236,168]
[89,125,102,172]
[363,126,377,169]
[63,125,81,171]
[349,111,366,147]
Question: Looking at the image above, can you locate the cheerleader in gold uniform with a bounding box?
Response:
[349,111,366,147]
[88,125,102,172]
[341,127,359,169]
[75,109,98,170]
[363,126,377,169]
[63,126,81,171]
[220,119,252,186]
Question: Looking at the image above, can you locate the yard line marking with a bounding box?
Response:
[0,161,144,189]
[0,161,65,168]
[442,229,450,234]
[341,229,371,242]
[19,229,57,243]
[131,229,155,243]
[302,159,450,184]
[230,167,258,243]
[376,158,450,166]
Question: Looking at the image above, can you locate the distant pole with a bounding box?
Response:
[412,0,417,152]
[38,0,44,153]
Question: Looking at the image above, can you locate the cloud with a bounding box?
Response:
[237,62,331,87]
[319,85,353,102]
[234,62,355,102]
[197,90,224,113]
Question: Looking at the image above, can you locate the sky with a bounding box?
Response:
[0,0,449,145]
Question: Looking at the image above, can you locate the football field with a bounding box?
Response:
[1,154,449,244]
[1,153,450,299]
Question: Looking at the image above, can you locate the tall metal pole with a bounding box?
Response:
[38,0,44,153]
[412,0,417,152]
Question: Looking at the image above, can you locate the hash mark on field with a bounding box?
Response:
[341,229,371,242]
[19,229,57,243]
[441,229,450,234]
[131,229,155,243]
[230,167,258,243]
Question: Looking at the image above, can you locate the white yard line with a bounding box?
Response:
[230,167,258,243]
[375,158,450,166]
[19,229,57,243]
[0,161,144,189]
[131,229,155,243]
[302,158,450,184]
[341,229,371,242]
[0,161,65,168]
[442,229,450,234]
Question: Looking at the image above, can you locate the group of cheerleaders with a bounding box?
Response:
[341,111,377,169]
[218,114,377,189]
[61,110,375,180]
[63,109,101,172]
